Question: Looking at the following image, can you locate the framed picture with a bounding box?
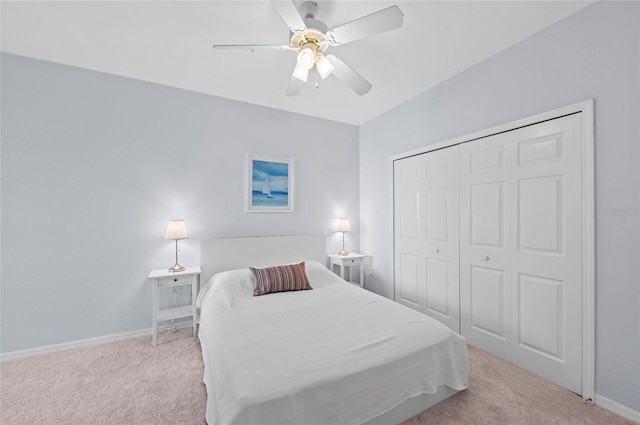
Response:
[246,154,294,213]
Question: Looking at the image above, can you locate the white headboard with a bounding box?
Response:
[201,234,327,285]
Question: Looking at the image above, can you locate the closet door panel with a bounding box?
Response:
[394,157,426,312]
[469,265,505,339]
[460,114,583,394]
[424,148,459,330]
[396,253,424,310]
[394,147,459,332]
[517,273,564,358]
[460,134,513,361]
[426,188,449,242]
[425,258,450,317]
[518,177,563,253]
[510,114,583,394]
[470,182,504,248]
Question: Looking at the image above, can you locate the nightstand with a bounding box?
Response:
[328,253,366,288]
[148,266,200,346]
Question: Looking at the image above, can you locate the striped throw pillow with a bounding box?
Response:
[250,262,312,296]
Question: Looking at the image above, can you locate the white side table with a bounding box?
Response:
[148,266,200,346]
[328,253,366,288]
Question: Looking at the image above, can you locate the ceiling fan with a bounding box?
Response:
[212,1,404,97]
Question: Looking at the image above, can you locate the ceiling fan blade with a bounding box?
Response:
[326,6,403,46]
[271,0,307,34]
[212,44,293,51]
[326,55,372,96]
[286,73,305,97]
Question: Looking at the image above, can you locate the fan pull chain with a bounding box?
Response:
[315,67,319,89]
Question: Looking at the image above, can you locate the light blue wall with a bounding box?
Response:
[360,1,639,412]
[0,53,359,353]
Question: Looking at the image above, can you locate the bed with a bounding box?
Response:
[198,235,468,425]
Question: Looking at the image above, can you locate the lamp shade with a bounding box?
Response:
[297,46,316,70]
[165,219,188,240]
[337,218,351,233]
[315,53,335,79]
[292,63,309,82]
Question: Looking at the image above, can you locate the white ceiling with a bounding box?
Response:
[1,1,591,125]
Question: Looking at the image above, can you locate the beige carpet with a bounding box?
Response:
[400,346,633,425]
[1,330,207,425]
[0,330,632,425]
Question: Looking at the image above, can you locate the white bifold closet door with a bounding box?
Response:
[394,147,460,332]
[459,113,583,394]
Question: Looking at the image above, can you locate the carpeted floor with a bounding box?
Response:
[1,330,207,425]
[0,329,633,425]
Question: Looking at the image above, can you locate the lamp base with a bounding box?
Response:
[338,250,349,256]
[168,264,185,273]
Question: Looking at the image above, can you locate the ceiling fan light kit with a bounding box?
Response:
[212,1,403,96]
[315,54,334,79]
[292,63,309,82]
[296,44,317,69]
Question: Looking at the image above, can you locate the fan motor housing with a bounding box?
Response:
[288,1,329,53]
[290,25,328,53]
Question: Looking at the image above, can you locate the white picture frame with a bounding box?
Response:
[246,154,294,213]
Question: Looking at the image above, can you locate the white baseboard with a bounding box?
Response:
[0,321,194,362]
[595,394,640,424]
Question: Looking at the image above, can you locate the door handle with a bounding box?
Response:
[483,256,490,261]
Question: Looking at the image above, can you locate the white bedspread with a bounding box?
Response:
[197,261,467,425]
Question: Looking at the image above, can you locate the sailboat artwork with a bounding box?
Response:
[247,155,293,212]
[262,176,275,199]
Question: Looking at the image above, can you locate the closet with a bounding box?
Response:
[393,109,590,396]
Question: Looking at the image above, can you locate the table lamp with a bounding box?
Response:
[165,219,188,272]
[337,218,351,256]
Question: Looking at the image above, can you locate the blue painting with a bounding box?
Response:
[247,155,293,212]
